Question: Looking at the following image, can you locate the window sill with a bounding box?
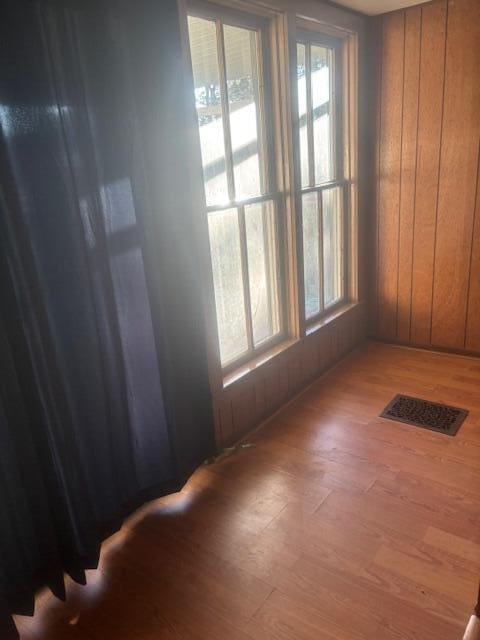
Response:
[223,337,298,389]
[305,300,360,336]
[222,300,362,389]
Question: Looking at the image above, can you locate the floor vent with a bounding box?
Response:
[380,394,468,436]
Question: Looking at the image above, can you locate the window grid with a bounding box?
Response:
[216,20,236,201]
[206,193,283,369]
[305,42,315,188]
[298,34,348,324]
[188,7,286,370]
[237,204,254,350]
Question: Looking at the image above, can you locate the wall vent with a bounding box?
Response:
[380,394,468,436]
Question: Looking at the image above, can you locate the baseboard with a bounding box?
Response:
[369,336,480,361]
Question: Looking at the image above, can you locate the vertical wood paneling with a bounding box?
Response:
[231,386,257,437]
[465,154,480,351]
[215,302,367,446]
[410,0,447,345]
[370,17,383,334]
[264,369,282,414]
[254,376,267,423]
[217,397,234,446]
[374,0,480,357]
[287,351,303,395]
[300,337,319,383]
[396,6,421,342]
[376,11,404,339]
[431,0,480,348]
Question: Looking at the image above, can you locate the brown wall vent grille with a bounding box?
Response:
[380,394,468,436]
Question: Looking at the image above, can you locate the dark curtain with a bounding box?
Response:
[0,0,215,636]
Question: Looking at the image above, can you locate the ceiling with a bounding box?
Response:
[331,0,431,15]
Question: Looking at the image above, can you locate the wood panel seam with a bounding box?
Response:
[464,138,480,348]
[375,18,383,338]
[395,10,406,340]
[428,0,449,345]
[408,6,422,343]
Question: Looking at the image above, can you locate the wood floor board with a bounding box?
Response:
[189,465,332,516]
[369,472,480,542]
[423,527,480,566]
[291,554,464,640]
[291,541,467,631]
[16,343,480,640]
[379,532,479,592]
[245,588,368,640]
[373,543,477,606]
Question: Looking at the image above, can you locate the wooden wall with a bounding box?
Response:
[373,0,480,354]
[214,302,367,446]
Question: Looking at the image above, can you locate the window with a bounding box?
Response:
[185,3,357,374]
[187,6,284,368]
[297,33,347,322]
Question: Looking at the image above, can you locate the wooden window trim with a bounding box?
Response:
[296,29,344,187]
[188,0,269,29]
[224,299,363,388]
[295,21,358,334]
[186,0,292,376]
[179,0,358,391]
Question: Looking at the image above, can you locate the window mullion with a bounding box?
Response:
[301,178,347,196]
[330,48,339,182]
[340,185,347,301]
[305,44,315,188]
[216,21,236,201]
[250,32,268,195]
[261,202,275,334]
[237,205,255,350]
[317,190,325,313]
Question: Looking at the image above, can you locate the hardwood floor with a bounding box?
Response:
[16,342,480,640]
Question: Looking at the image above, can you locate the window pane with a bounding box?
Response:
[297,43,309,188]
[302,192,321,318]
[322,187,343,307]
[245,201,280,345]
[224,24,262,200]
[208,209,248,363]
[188,16,229,206]
[311,45,333,184]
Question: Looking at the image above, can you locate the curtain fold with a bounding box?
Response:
[0,0,215,636]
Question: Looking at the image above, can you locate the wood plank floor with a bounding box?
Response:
[16,342,480,640]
